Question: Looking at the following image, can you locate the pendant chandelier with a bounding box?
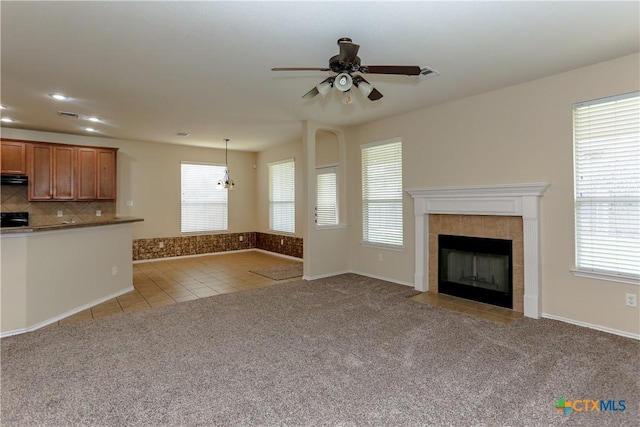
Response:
[216,138,235,190]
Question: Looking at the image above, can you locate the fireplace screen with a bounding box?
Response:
[441,249,508,293]
[438,234,513,308]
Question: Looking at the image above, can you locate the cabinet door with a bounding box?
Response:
[1,140,27,174]
[28,144,53,200]
[53,146,75,200]
[77,147,98,200]
[97,149,116,200]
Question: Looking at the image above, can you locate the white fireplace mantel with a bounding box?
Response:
[406,183,549,319]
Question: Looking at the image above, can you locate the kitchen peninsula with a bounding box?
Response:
[1,217,143,336]
[1,137,144,336]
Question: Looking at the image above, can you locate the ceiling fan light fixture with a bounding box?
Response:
[272,38,418,102]
[357,80,373,97]
[316,80,333,97]
[334,73,353,92]
[342,90,355,105]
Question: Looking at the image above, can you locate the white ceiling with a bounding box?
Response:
[1,1,638,152]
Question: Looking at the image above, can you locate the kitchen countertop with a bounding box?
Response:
[0,216,144,235]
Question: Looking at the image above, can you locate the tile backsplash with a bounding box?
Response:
[1,184,116,226]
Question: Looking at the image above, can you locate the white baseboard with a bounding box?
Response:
[541,313,640,340]
[133,249,255,263]
[252,249,302,262]
[1,285,134,338]
[134,248,302,264]
[303,270,351,281]
[349,270,415,287]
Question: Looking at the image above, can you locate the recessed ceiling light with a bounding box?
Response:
[85,127,97,132]
[1,117,14,123]
[49,93,68,101]
[87,117,101,122]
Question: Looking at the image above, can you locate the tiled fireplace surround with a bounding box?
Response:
[428,214,525,312]
[408,183,549,319]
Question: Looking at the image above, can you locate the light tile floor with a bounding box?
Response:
[410,291,524,324]
[51,251,302,328]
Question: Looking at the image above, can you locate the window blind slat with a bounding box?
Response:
[181,163,228,233]
[362,141,403,246]
[269,160,295,233]
[317,168,338,226]
[573,92,640,278]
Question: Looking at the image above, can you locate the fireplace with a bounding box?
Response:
[438,234,513,308]
[406,183,549,319]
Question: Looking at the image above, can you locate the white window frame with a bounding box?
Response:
[180,162,228,234]
[361,138,404,249]
[572,91,640,285]
[316,164,339,228]
[269,159,295,234]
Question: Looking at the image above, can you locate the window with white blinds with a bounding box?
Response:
[269,159,295,233]
[361,140,403,247]
[181,162,228,233]
[316,166,338,226]
[573,92,640,282]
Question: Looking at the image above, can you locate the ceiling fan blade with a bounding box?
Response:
[360,65,421,75]
[272,67,331,71]
[302,86,320,99]
[368,88,383,101]
[338,41,360,63]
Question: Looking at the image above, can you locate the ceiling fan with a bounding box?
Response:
[271,37,424,102]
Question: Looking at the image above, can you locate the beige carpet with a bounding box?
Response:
[1,273,638,426]
[250,262,302,280]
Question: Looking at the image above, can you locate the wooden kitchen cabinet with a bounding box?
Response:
[1,140,27,175]
[97,149,117,199]
[28,144,53,200]
[53,145,75,200]
[24,141,117,201]
[28,144,75,200]
[77,147,117,200]
[77,147,98,199]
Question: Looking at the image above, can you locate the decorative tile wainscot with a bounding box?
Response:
[407,183,549,319]
[133,232,303,260]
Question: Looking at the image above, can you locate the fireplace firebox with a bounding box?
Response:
[438,234,513,309]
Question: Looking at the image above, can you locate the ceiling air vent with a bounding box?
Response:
[417,66,440,81]
[57,111,79,119]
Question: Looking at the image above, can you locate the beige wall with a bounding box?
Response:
[315,130,340,166]
[0,129,258,239]
[346,53,640,335]
[1,224,134,334]
[255,140,305,237]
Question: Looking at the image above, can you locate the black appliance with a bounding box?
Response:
[1,174,28,185]
[0,212,29,228]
